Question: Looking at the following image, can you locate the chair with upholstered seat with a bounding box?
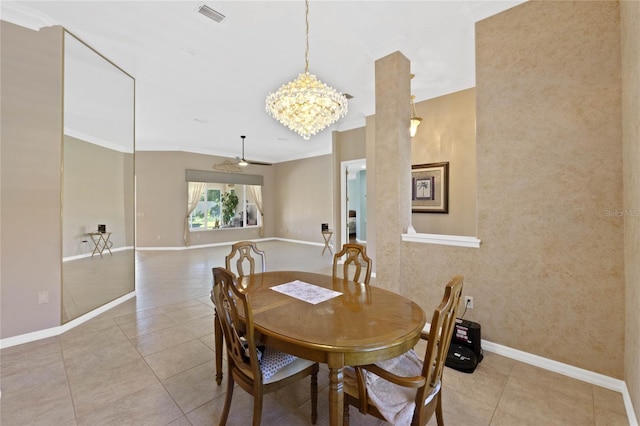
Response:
[343,275,464,426]
[332,243,372,285]
[212,267,319,426]
[215,241,267,385]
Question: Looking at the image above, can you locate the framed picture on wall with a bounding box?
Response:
[412,162,449,213]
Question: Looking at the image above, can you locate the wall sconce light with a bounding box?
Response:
[410,95,422,138]
[409,73,422,138]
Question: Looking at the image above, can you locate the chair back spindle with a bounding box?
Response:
[225,241,266,277]
[332,243,372,284]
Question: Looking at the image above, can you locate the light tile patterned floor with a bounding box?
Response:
[0,240,630,425]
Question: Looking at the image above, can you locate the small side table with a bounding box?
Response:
[88,231,113,257]
[321,229,334,255]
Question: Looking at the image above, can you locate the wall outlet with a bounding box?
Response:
[464,296,474,309]
[38,291,49,304]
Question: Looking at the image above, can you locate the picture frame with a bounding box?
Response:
[412,162,449,213]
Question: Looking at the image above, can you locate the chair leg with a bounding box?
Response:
[214,311,223,385]
[343,395,350,426]
[311,364,319,424]
[220,370,234,426]
[435,391,444,426]
[252,392,264,426]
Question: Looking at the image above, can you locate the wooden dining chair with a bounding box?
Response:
[215,241,267,385]
[332,243,372,285]
[225,241,266,277]
[342,275,464,426]
[211,267,319,426]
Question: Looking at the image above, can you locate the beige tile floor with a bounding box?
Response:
[63,249,135,323]
[0,240,630,425]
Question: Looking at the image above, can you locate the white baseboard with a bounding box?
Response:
[136,237,360,252]
[63,245,134,262]
[136,237,278,251]
[0,291,135,349]
[272,237,324,247]
[482,339,637,425]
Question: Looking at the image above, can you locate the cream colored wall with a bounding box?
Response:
[63,136,132,257]
[332,127,367,247]
[333,88,478,270]
[273,154,333,244]
[135,151,275,247]
[621,0,640,415]
[400,1,624,377]
[1,22,64,338]
[411,88,477,236]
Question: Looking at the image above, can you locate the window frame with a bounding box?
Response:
[188,182,261,232]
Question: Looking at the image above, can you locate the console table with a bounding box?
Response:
[88,231,112,257]
[321,229,334,255]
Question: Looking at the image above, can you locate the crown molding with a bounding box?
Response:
[1,2,55,30]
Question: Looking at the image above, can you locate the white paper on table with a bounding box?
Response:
[271,280,342,305]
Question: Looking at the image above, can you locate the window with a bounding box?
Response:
[185,169,264,235]
[189,183,260,231]
[190,185,222,229]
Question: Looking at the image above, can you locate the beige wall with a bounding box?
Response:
[332,88,478,270]
[63,136,133,256]
[332,127,367,247]
[273,154,333,244]
[621,0,640,416]
[135,151,333,249]
[411,88,477,236]
[135,151,275,247]
[1,22,64,338]
[400,1,625,378]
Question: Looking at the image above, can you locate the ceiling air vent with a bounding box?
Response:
[198,5,225,23]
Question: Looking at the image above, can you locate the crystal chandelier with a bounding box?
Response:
[265,0,348,140]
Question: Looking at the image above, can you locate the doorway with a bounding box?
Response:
[340,159,367,249]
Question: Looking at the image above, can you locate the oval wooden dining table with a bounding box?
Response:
[230,271,427,426]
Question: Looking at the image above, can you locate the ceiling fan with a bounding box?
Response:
[236,135,272,166]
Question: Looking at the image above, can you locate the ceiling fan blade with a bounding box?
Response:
[246,159,272,166]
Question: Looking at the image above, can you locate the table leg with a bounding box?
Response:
[91,239,99,257]
[327,352,344,426]
[214,311,223,385]
[102,234,112,255]
[322,231,334,256]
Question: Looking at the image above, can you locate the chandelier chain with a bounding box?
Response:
[305,0,309,73]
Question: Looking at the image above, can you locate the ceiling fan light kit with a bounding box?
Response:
[265,0,348,140]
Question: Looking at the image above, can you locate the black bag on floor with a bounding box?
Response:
[445,318,483,373]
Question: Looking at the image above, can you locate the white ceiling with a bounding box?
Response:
[2,0,525,163]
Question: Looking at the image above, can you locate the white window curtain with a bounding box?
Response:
[185,182,205,246]
[248,185,264,237]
